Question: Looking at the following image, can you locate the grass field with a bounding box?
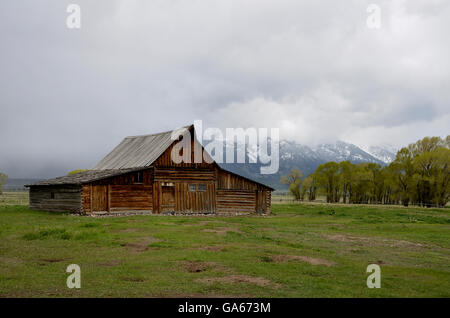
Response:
[0,192,449,297]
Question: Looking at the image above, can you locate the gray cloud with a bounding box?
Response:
[0,0,449,178]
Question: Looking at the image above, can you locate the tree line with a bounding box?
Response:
[281,135,450,207]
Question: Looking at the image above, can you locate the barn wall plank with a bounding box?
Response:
[29,185,82,213]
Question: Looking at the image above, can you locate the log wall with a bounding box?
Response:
[217,169,267,191]
[216,189,256,215]
[29,185,82,213]
[82,169,153,214]
[175,182,215,213]
[266,190,271,214]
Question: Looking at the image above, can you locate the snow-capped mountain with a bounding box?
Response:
[215,139,396,190]
[360,145,397,164]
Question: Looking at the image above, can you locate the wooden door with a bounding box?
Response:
[256,191,266,214]
[92,185,108,212]
[161,185,175,212]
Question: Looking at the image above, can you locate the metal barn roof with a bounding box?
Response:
[93,126,192,170]
[27,168,141,186]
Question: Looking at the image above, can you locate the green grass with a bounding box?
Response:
[0,201,449,297]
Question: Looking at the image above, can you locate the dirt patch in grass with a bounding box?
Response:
[41,258,65,263]
[122,237,159,253]
[202,227,243,235]
[98,260,122,267]
[194,245,227,252]
[177,261,232,274]
[196,275,281,289]
[324,234,424,249]
[37,258,67,266]
[184,261,215,273]
[271,255,336,267]
[122,277,145,282]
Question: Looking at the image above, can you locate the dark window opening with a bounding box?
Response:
[50,192,55,199]
[198,184,206,191]
[134,172,143,184]
[189,184,196,192]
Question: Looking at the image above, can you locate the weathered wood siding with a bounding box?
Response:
[82,169,153,214]
[153,133,215,169]
[266,190,271,214]
[151,167,216,214]
[151,135,217,214]
[216,169,271,214]
[110,185,152,211]
[217,169,267,191]
[29,185,82,213]
[175,183,215,213]
[216,190,256,215]
[154,167,215,183]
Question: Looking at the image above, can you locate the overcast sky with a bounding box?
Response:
[1,0,449,178]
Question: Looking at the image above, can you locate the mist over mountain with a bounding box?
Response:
[218,139,397,190]
[361,145,398,164]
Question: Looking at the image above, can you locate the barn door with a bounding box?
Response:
[92,185,108,212]
[256,191,266,214]
[161,185,175,212]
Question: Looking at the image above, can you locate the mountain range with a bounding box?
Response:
[219,140,397,190]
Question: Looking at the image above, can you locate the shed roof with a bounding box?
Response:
[27,168,141,186]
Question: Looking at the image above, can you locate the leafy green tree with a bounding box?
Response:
[0,172,8,195]
[350,164,371,204]
[413,147,450,207]
[408,136,445,157]
[432,148,450,207]
[315,162,340,203]
[387,135,449,207]
[389,147,415,206]
[339,161,354,204]
[280,169,303,200]
[301,174,318,201]
[366,163,384,204]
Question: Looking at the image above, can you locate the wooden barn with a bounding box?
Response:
[26,125,273,216]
